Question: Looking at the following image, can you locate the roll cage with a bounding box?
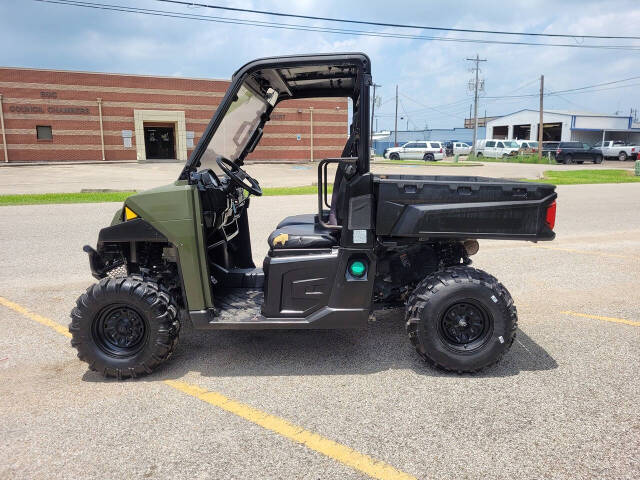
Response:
[179,52,372,181]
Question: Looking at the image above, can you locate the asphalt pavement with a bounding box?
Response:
[0,183,639,479]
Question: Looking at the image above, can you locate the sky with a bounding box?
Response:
[1,0,640,130]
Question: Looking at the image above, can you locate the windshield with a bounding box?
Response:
[199,83,275,170]
[504,141,519,148]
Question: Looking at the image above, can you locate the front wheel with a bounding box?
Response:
[69,276,180,379]
[405,267,517,373]
[389,152,400,160]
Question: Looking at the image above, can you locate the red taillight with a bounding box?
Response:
[439,148,443,153]
[556,148,562,154]
[632,147,636,153]
[545,201,556,230]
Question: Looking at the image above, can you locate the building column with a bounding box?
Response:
[0,94,8,163]
[507,125,514,140]
[97,98,105,161]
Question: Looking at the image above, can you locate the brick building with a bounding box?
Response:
[0,67,348,163]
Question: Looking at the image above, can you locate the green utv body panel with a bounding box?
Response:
[124,181,211,310]
[110,208,123,226]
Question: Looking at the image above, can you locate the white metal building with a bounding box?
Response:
[485,109,640,144]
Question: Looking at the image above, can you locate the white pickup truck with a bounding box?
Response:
[593,141,638,161]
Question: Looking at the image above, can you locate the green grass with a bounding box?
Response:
[527,169,640,185]
[0,185,334,206]
[262,184,332,196]
[469,154,557,164]
[0,191,138,206]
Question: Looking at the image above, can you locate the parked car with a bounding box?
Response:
[515,140,538,152]
[593,140,638,161]
[453,142,471,155]
[555,142,603,164]
[383,141,444,161]
[541,141,560,159]
[475,139,520,158]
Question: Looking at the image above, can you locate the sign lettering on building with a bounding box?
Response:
[8,105,90,114]
[40,91,57,99]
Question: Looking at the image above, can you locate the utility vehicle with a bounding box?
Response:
[70,53,557,379]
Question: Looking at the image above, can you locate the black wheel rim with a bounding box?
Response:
[93,304,147,357]
[438,300,492,352]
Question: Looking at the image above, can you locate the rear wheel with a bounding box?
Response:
[594,155,603,164]
[389,152,400,160]
[69,276,180,379]
[618,151,628,161]
[405,266,517,373]
[564,154,573,164]
[476,152,483,157]
[423,153,435,161]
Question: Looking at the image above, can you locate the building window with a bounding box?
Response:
[36,125,53,140]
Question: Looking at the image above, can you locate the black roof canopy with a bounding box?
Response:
[233,52,370,99]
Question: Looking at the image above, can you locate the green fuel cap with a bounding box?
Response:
[349,260,367,277]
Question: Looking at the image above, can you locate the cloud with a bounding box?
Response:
[1,0,639,128]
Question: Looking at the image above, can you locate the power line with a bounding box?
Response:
[32,0,640,51]
[153,0,640,41]
[483,74,640,98]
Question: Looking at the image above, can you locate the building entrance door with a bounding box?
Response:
[144,125,176,159]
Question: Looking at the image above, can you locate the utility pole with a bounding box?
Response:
[394,85,399,146]
[467,54,486,156]
[538,74,544,161]
[370,83,381,140]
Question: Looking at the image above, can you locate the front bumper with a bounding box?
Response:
[83,245,107,279]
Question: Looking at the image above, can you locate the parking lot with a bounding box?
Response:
[1,176,639,479]
[0,158,635,194]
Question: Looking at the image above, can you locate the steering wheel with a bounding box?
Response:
[216,156,262,196]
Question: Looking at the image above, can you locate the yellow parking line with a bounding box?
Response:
[0,295,416,480]
[533,245,639,260]
[0,295,72,338]
[561,310,640,327]
[165,380,416,480]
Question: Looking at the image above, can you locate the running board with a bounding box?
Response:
[189,306,369,330]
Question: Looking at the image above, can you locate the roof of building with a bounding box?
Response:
[490,108,630,119]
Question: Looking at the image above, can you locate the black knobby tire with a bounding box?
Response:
[69,275,180,379]
[405,266,517,373]
[423,153,434,161]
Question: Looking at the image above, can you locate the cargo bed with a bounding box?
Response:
[373,175,556,241]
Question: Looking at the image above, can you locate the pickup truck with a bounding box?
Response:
[593,141,638,161]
